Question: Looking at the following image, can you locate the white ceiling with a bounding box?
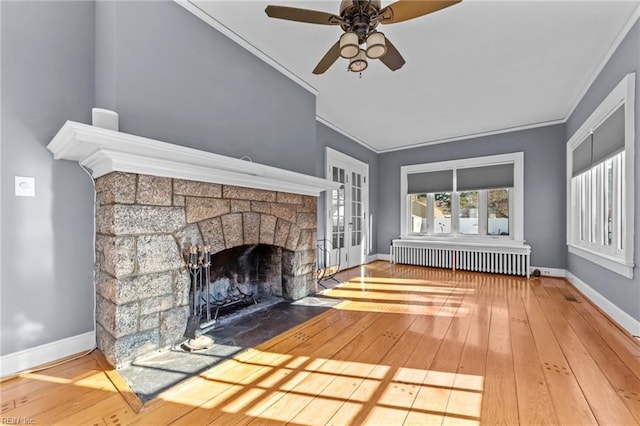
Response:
[185,0,639,152]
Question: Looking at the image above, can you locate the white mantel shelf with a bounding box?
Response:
[47,121,340,196]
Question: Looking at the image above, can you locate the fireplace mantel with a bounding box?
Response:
[47,121,340,196]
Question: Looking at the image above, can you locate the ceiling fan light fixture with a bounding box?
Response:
[349,49,368,72]
[339,32,359,58]
[366,32,387,59]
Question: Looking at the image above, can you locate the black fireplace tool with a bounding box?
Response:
[184,245,200,340]
[183,245,214,351]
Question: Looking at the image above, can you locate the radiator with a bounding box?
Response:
[391,239,531,277]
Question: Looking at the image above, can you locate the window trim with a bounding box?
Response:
[400,152,524,243]
[566,73,635,278]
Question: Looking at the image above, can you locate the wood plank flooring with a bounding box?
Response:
[2,261,639,425]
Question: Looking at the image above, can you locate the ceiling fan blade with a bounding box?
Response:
[265,5,342,25]
[313,41,341,74]
[379,37,405,71]
[379,0,461,24]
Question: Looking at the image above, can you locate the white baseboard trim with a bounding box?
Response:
[565,271,640,337]
[530,266,566,277]
[367,253,390,262]
[0,331,96,378]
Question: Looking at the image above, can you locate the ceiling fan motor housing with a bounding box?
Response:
[339,0,382,43]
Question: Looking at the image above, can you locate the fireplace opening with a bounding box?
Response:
[186,244,288,334]
[211,244,284,301]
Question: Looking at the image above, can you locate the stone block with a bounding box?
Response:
[260,215,277,245]
[299,262,315,276]
[231,200,251,212]
[175,224,204,256]
[96,295,138,337]
[285,224,301,252]
[115,272,173,304]
[221,213,243,248]
[136,175,172,206]
[223,185,276,202]
[297,229,317,251]
[96,205,115,236]
[140,313,160,331]
[96,294,115,336]
[251,201,271,214]
[95,271,116,302]
[185,197,230,223]
[95,172,136,205]
[137,235,183,274]
[300,196,317,213]
[99,205,185,235]
[114,329,160,368]
[173,270,191,307]
[96,235,136,277]
[271,203,297,223]
[274,219,291,248]
[140,295,173,315]
[160,306,189,347]
[296,212,316,229]
[282,274,312,300]
[243,212,260,245]
[300,249,316,266]
[199,218,225,254]
[173,195,185,207]
[115,303,139,337]
[96,323,116,366]
[276,192,302,204]
[174,179,221,198]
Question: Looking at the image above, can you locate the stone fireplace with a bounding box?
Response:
[47,120,338,369]
[94,172,318,367]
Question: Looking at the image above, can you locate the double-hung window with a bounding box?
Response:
[401,152,524,242]
[567,73,635,278]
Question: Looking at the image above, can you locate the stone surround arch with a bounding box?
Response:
[94,173,318,367]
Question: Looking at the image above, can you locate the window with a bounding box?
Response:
[400,152,524,242]
[488,189,509,236]
[567,73,635,278]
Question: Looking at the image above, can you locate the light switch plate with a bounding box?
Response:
[15,176,35,197]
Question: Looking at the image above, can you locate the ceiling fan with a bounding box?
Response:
[265,0,461,74]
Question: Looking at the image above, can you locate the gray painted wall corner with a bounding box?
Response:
[1,0,96,355]
[565,20,640,322]
[376,124,567,269]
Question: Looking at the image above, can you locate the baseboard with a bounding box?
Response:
[0,331,96,378]
[565,271,640,337]
[530,266,566,277]
[369,253,390,262]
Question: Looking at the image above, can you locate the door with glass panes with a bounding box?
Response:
[326,148,369,270]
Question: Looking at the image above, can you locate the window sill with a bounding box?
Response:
[399,235,528,250]
[568,244,634,279]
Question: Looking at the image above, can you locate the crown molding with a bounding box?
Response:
[175,0,318,97]
[377,118,566,153]
[47,121,339,196]
[564,3,640,122]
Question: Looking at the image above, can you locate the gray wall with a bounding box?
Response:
[95,1,317,176]
[1,1,96,355]
[566,21,640,322]
[316,122,379,254]
[377,124,567,269]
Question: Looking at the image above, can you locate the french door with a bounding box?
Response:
[326,147,369,270]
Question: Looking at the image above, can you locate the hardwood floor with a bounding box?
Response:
[2,261,639,425]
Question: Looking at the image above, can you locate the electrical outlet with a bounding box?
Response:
[542,269,552,276]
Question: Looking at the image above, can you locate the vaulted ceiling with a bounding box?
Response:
[183,0,639,152]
